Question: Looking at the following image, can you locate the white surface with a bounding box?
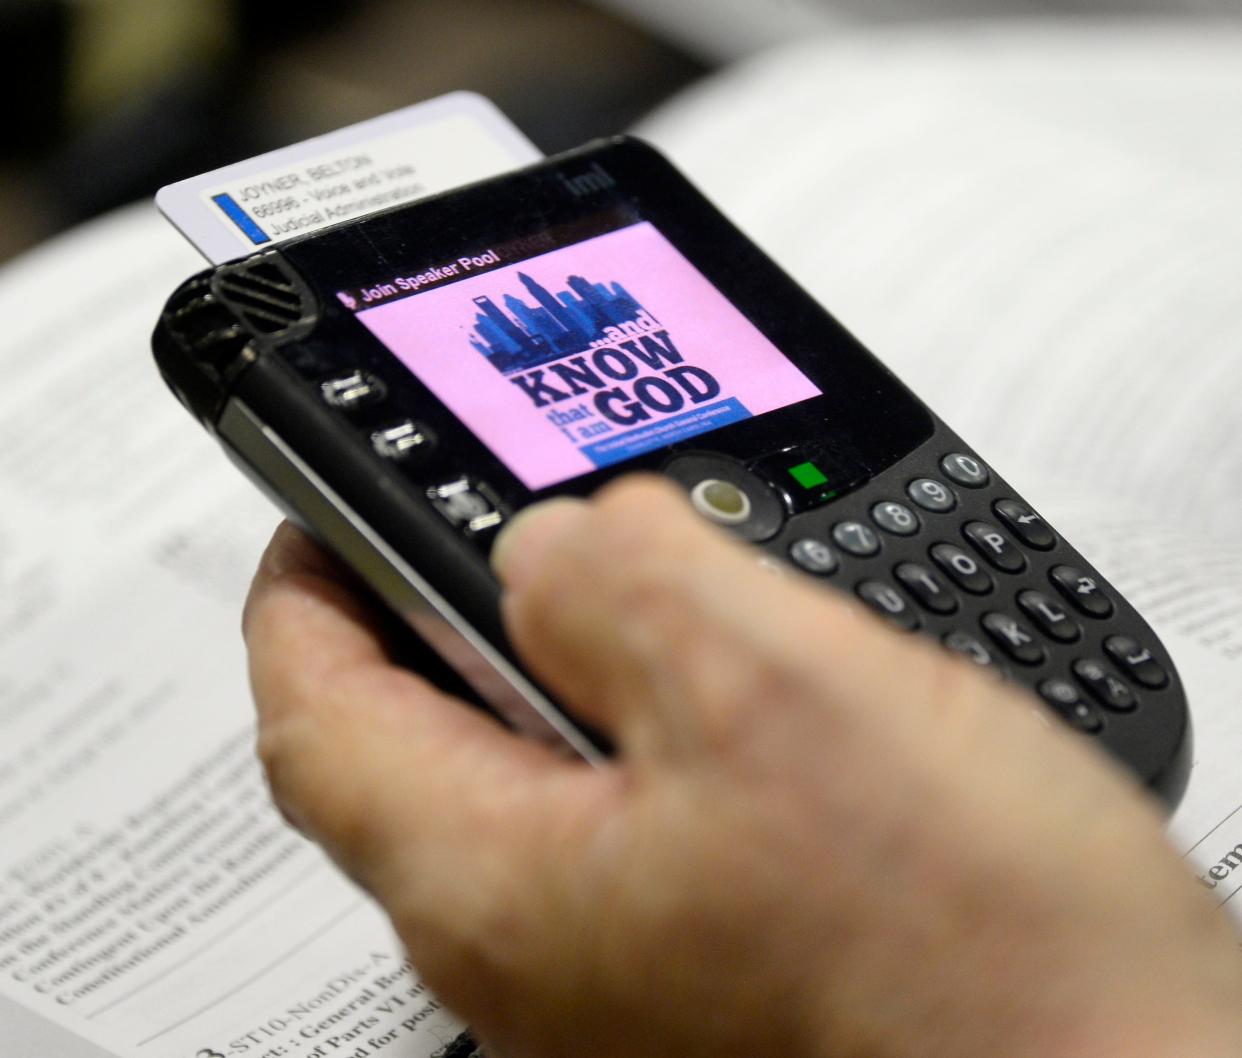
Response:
[593,0,1242,60]
[0,206,464,1055]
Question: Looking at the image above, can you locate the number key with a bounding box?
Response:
[941,452,990,488]
[907,477,957,513]
[943,630,1003,671]
[789,538,838,576]
[871,501,920,536]
[833,521,881,557]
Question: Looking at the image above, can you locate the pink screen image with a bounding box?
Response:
[354,221,821,490]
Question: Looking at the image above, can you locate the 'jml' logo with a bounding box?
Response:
[557,162,615,198]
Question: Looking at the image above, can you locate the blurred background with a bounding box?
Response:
[1,0,1239,266]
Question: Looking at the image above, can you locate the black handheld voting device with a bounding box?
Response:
[153,137,1191,805]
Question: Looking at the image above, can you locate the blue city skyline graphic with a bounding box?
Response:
[468,271,654,375]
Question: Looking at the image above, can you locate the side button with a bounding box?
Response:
[428,478,504,536]
[371,420,430,460]
[321,370,386,410]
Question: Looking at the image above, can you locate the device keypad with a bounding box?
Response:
[760,446,1180,753]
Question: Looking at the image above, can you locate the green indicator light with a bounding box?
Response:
[789,462,830,489]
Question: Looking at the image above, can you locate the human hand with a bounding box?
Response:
[244,478,1242,1058]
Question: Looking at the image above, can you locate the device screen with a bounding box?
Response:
[336,220,822,490]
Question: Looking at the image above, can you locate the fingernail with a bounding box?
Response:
[490,498,588,588]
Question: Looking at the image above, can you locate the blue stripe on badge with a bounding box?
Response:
[579,397,752,469]
[211,193,272,245]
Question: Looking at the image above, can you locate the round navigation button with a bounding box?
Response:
[663,453,785,543]
[690,479,752,526]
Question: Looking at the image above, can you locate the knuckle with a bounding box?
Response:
[254,719,299,812]
[258,715,384,871]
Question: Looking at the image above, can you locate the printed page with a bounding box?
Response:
[1022,488,1242,921]
[640,20,1242,910]
[0,207,466,1056]
[4,22,1242,1053]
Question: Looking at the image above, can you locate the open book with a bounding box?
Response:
[2,19,1239,1056]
